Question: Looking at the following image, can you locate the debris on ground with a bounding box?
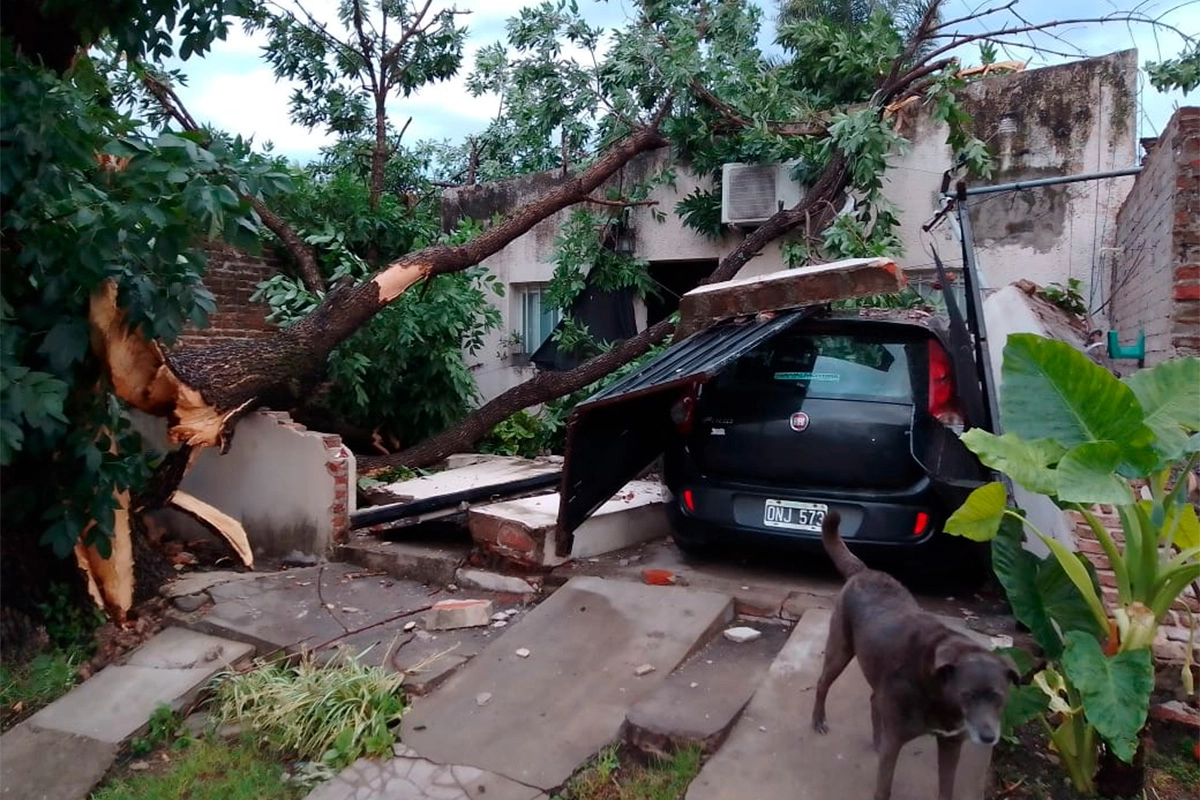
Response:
[723,626,763,643]
[424,599,493,630]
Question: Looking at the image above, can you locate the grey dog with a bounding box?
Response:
[811,511,1017,800]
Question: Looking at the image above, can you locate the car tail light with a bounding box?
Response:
[669,384,698,434]
[928,340,965,430]
[913,511,930,536]
[682,489,695,512]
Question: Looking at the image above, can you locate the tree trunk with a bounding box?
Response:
[361,151,850,470]
[370,93,388,213]
[96,125,671,452]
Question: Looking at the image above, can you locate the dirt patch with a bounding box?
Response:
[990,720,1199,800]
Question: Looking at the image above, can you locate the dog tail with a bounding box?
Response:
[821,511,866,578]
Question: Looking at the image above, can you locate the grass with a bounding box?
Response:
[91,735,304,800]
[210,652,406,770]
[553,745,703,800]
[0,647,83,730]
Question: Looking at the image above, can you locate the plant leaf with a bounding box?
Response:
[959,430,1063,495]
[1054,442,1135,505]
[1000,335,1154,472]
[1123,357,1200,460]
[1061,632,1154,764]
[1002,684,1047,741]
[945,481,1007,541]
[992,516,1106,659]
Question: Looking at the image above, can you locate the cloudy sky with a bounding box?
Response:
[168,0,1198,164]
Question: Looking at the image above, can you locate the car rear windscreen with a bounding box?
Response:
[715,332,915,404]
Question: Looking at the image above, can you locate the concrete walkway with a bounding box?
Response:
[686,609,991,800]
[0,627,253,800]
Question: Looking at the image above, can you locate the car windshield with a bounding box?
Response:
[716,332,915,403]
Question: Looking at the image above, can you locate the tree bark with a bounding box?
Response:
[360,151,850,471]
[98,125,671,451]
[251,197,325,293]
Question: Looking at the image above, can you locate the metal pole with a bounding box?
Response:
[955,187,1002,435]
[943,166,1142,197]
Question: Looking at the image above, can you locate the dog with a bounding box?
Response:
[811,511,1017,800]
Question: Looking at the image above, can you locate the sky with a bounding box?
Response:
[168,0,1199,165]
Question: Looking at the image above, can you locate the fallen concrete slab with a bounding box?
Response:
[27,628,252,744]
[187,564,449,658]
[400,576,734,791]
[625,622,789,757]
[469,480,669,566]
[685,609,991,800]
[0,724,119,800]
[305,743,545,800]
[676,257,905,338]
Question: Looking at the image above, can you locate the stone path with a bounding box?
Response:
[0,627,253,800]
[306,744,546,800]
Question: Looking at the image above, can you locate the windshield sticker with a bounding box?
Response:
[774,371,841,382]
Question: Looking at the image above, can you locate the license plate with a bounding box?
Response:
[763,499,828,532]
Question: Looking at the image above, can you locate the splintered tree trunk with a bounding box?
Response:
[93,126,670,454]
[363,152,851,471]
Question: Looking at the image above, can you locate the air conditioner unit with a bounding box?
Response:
[720,161,807,227]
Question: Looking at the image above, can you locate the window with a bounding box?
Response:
[518,285,561,354]
[718,332,916,404]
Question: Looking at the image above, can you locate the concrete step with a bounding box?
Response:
[1,627,254,800]
[624,622,790,758]
[685,609,992,800]
[400,575,734,792]
[469,480,670,567]
[339,534,468,586]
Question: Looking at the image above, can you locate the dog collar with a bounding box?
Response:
[930,726,965,738]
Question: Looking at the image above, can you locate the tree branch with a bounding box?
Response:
[141,72,326,294]
[690,81,828,137]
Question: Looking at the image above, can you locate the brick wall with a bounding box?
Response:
[177,243,279,348]
[1109,107,1200,364]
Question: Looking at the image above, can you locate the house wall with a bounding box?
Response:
[447,51,1139,403]
[176,243,277,349]
[1108,107,1200,365]
[896,50,1138,304]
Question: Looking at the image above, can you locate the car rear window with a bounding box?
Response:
[716,332,915,403]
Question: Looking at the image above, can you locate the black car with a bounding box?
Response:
[659,310,989,570]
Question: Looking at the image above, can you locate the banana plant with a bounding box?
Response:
[944,334,1199,794]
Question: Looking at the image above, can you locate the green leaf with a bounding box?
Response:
[1002,684,1048,741]
[1162,502,1200,550]
[1000,335,1155,472]
[991,516,1106,659]
[1054,442,1135,505]
[1123,357,1200,461]
[1061,632,1153,764]
[945,482,1007,541]
[960,430,1064,495]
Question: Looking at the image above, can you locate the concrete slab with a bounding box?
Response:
[625,622,789,757]
[378,457,560,502]
[400,576,734,791]
[469,480,669,567]
[189,564,452,657]
[27,629,252,744]
[676,257,904,337]
[305,744,545,800]
[0,723,119,800]
[160,569,259,598]
[339,534,467,585]
[685,609,992,800]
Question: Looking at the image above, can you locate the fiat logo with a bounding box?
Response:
[789,411,810,432]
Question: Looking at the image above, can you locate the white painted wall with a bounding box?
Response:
[453,51,1138,404]
[132,410,355,559]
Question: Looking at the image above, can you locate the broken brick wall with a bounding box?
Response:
[176,243,279,349]
[1109,107,1200,365]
